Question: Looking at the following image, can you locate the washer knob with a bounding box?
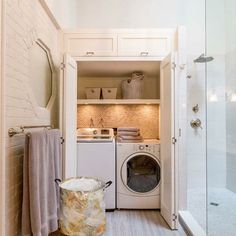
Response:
[93,130,98,135]
[139,145,145,150]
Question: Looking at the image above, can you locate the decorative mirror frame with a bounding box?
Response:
[27,38,56,118]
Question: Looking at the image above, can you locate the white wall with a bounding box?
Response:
[0,1,5,235]
[180,0,207,230]
[70,0,179,28]
[44,0,79,28]
[184,0,227,230]
[206,0,226,189]
[4,0,59,235]
[225,0,236,193]
[46,0,181,29]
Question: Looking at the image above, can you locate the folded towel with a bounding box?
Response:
[117,137,143,143]
[117,131,140,137]
[117,127,140,132]
[118,135,143,140]
[22,129,62,236]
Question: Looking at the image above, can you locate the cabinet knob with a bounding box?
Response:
[86,51,95,56]
[140,52,149,56]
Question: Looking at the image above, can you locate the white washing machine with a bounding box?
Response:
[117,139,161,209]
[77,128,116,210]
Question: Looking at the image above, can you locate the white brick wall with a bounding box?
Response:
[0,1,6,235]
[4,0,59,235]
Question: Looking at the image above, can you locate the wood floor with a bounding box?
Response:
[51,210,187,236]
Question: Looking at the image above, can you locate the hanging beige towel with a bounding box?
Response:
[22,129,62,236]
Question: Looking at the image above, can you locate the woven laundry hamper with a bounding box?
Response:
[55,177,112,236]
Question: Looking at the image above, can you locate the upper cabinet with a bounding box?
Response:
[63,29,174,60]
[64,33,117,57]
[117,32,171,57]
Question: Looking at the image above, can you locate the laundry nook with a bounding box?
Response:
[60,27,186,233]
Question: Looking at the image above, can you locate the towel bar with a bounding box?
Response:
[8,125,53,137]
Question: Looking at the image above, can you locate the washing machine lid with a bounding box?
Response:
[121,152,161,194]
[77,128,114,142]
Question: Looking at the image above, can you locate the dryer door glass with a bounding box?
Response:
[126,154,160,193]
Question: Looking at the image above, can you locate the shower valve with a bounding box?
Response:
[190,119,202,129]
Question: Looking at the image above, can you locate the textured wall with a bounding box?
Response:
[0,1,4,235]
[4,0,59,235]
[77,105,160,139]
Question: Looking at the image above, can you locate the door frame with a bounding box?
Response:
[0,0,5,235]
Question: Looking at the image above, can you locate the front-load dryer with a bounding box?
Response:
[117,139,161,209]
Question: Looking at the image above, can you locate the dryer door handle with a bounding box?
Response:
[121,162,127,185]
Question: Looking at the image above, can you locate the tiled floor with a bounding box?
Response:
[51,210,187,236]
[188,187,236,236]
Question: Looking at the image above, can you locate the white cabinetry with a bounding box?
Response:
[118,32,171,57]
[63,29,174,59]
[64,33,117,57]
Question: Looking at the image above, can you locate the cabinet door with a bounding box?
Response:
[160,53,177,230]
[118,33,171,57]
[64,33,117,57]
[60,54,77,179]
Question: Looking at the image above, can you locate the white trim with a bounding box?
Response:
[176,26,188,211]
[38,0,61,30]
[179,211,206,236]
[0,0,5,235]
[77,99,160,105]
[74,56,165,62]
[63,28,175,34]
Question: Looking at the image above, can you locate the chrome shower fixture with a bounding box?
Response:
[194,53,214,63]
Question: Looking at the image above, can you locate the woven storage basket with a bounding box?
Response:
[121,72,144,99]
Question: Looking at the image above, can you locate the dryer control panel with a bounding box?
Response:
[133,143,160,155]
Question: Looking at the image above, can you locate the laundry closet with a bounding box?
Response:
[77,61,160,135]
[60,27,187,230]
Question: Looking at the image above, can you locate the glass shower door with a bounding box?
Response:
[206,0,236,235]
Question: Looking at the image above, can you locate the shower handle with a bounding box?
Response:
[190,119,202,129]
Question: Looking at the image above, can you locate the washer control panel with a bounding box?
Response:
[133,143,160,155]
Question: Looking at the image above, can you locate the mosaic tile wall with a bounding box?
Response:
[77,104,160,139]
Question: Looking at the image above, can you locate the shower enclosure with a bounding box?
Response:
[182,0,236,235]
[206,0,236,235]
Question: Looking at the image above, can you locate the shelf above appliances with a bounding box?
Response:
[77,99,160,105]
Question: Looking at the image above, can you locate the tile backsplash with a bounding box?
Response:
[77,104,160,139]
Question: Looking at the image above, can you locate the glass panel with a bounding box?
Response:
[126,154,160,193]
[29,41,53,108]
[184,0,208,231]
[206,0,236,235]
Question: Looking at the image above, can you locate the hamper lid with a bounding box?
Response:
[60,177,104,192]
